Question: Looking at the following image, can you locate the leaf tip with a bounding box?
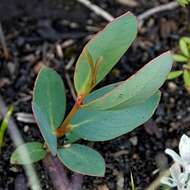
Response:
[10,156,16,165]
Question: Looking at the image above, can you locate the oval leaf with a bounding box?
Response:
[71,92,160,141]
[74,12,137,94]
[83,52,172,110]
[179,38,189,57]
[32,67,66,155]
[173,54,188,62]
[58,144,105,176]
[11,142,47,165]
[167,70,183,80]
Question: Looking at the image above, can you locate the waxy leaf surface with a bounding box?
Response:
[70,92,160,141]
[58,144,105,176]
[83,52,172,110]
[32,67,66,155]
[74,12,137,94]
[11,142,47,165]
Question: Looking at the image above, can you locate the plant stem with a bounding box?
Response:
[70,173,83,190]
[55,95,84,137]
[43,154,70,190]
[43,154,83,190]
[56,52,102,137]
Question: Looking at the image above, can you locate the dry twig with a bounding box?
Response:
[0,22,9,59]
[75,0,179,27]
[76,0,114,22]
[137,2,179,27]
[16,112,36,123]
[65,72,77,101]
[65,57,77,101]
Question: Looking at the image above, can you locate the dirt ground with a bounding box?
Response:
[0,0,190,189]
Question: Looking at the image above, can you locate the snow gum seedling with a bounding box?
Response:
[11,12,173,177]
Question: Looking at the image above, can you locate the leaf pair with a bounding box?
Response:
[11,142,105,177]
[70,92,160,141]
[70,11,172,142]
[82,52,172,110]
[69,52,172,141]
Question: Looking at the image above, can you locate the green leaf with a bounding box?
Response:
[83,52,172,110]
[11,142,47,165]
[84,82,121,104]
[183,70,190,87]
[173,54,188,62]
[130,172,136,190]
[179,38,189,57]
[74,12,137,94]
[32,67,66,156]
[0,106,13,152]
[182,37,190,44]
[177,0,190,6]
[70,92,160,141]
[58,144,105,176]
[65,132,81,144]
[167,70,183,80]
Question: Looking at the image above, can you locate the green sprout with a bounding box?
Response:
[167,37,190,92]
[0,106,13,152]
[130,172,136,190]
[11,12,173,177]
[177,0,190,6]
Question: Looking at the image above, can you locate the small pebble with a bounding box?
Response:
[168,82,177,92]
[24,125,29,133]
[10,166,19,172]
[129,136,138,146]
[98,184,109,190]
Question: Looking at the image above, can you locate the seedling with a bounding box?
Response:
[0,106,13,152]
[11,12,173,177]
[167,37,190,92]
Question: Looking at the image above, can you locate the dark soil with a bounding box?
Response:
[0,0,190,189]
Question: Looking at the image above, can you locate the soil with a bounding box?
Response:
[0,0,190,189]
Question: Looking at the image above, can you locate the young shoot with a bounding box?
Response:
[11,12,173,177]
[0,106,13,153]
[177,0,190,6]
[167,37,190,92]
